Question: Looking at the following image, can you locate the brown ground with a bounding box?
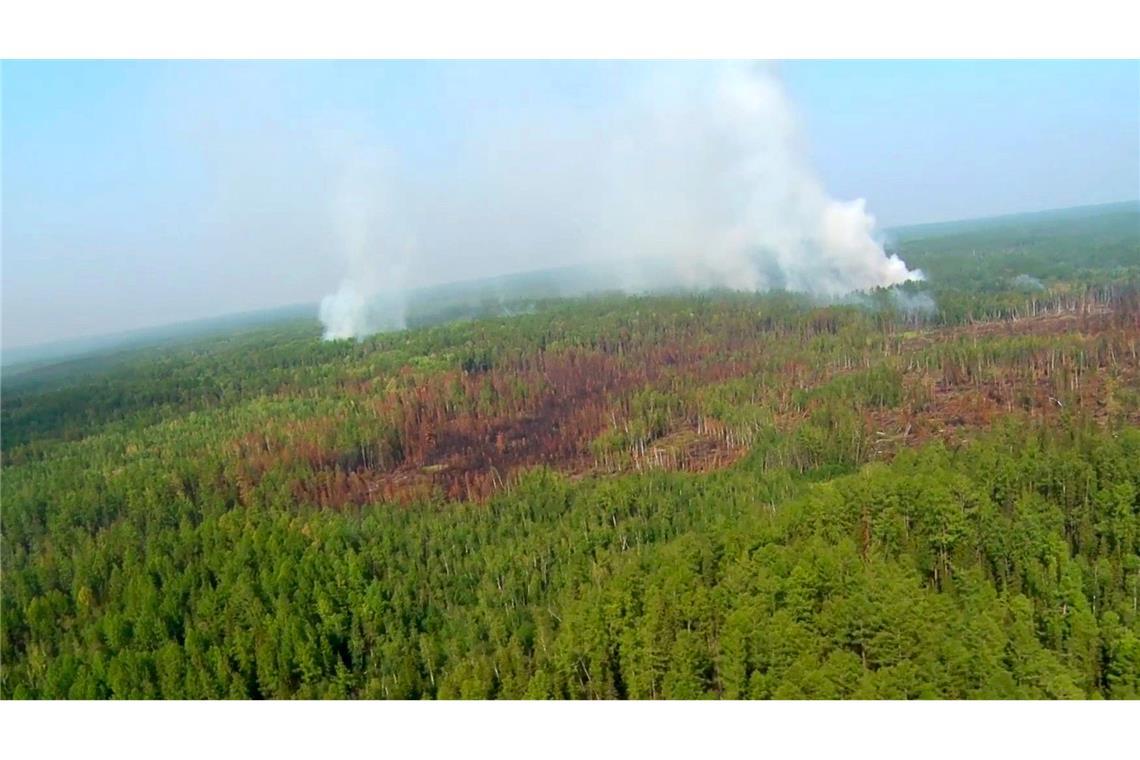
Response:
[236,300,1140,507]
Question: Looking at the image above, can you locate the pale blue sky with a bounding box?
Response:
[2,60,1138,349]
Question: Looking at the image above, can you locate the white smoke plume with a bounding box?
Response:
[320,63,922,340]
[891,290,938,316]
[318,145,411,340]
[1011,273,1046,292]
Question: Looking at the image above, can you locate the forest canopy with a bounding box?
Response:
[2,204,1139,699]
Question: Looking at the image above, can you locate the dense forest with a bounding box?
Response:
[2,203,1139,698]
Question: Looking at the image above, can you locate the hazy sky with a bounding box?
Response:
[2,60,1138,349]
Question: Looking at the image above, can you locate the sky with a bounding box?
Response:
[2,60,1138,349]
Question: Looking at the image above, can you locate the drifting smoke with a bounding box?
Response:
[318,147,411,340]
[320,63,922,340]
[891,290,938,316]
[1011,274,1046,292]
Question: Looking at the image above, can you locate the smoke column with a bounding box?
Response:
[318,147,411,340]
[320,63,922,340]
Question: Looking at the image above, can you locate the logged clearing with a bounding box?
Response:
[227,292,1140,506]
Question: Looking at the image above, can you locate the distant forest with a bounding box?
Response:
[3,203,1139,698]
